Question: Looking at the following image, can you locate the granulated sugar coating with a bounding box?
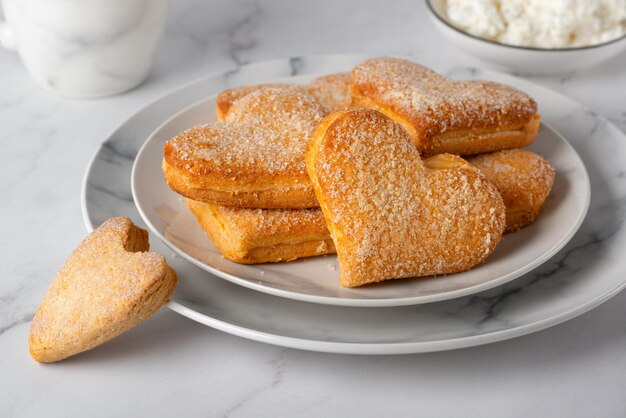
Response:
[216,73,351,119]
[29,217,177,362]
[306,73,352,113]
[468,149,556,231]
[307,108,506,287]
[216,83,304,120]
[207,204,329,243]
[186,200,335,264]
[163,86,328,208]
[350,57,538,144]
[167,87,325,180]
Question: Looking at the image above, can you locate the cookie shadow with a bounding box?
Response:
[60,309,207,365]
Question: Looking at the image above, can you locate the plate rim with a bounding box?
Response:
[166,278,625,354]
[130,75,591,307]
[80,54,624,354]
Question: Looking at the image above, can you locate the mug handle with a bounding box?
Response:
[0,17,16,50]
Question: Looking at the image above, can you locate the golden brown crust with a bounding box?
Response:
[423,153,478,171]
[350,57,540,156]
[216,83,302,121]
[163,160,318,209]
[306,109,506,288]
[467,149,555,232]
[29,217,178,362]
[187,200,335,264]
[215,73,350,119]
[164,87,326,209]
[306,73,351,112]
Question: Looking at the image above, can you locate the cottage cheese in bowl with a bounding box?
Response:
[446,0,626,48]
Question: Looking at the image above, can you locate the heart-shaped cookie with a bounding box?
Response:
[164,87,326,209]
[350,57,540,157]
[306,109,506,287]
[29,218,177,362]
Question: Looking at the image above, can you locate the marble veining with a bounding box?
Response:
[222,348,288,418]
[100,140,140,165]
[467,225,619,329]
[225,1,262,66]
[0,313,32,337]
[3,1,626,416]
[289,57,304,76]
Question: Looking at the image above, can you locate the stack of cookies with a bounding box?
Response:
[162,57,555,288]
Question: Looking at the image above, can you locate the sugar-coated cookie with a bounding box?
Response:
[306,109,506,287]
[29,217,177,362]
[350,57,540,157]
[215,73,350,119]
[164,87,326,209]
[306,73,351,112]
[187,199,334,264]
[216,83,300,121]
[467,149,555,231]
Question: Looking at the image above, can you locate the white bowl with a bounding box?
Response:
[426,0,626,75]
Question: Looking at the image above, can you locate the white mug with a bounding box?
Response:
[0,0,169,98]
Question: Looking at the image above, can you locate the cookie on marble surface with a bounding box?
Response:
[29,217,177,362]
[306,108,506,287]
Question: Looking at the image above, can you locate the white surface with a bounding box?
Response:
[1,1,626,416]
[1,0,168,98]
[427,0,626,74]
[131,64,590,307]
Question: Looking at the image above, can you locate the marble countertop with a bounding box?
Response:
[2,1,626,416]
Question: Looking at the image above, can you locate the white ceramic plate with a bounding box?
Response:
[82,55,626,354]
[131,74,589,307]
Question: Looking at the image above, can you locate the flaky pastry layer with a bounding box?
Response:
[187,200,335,264]
[164,87,325,209]
[467,149,555,232]
[163,160,318,209]
[350,57,540,156]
